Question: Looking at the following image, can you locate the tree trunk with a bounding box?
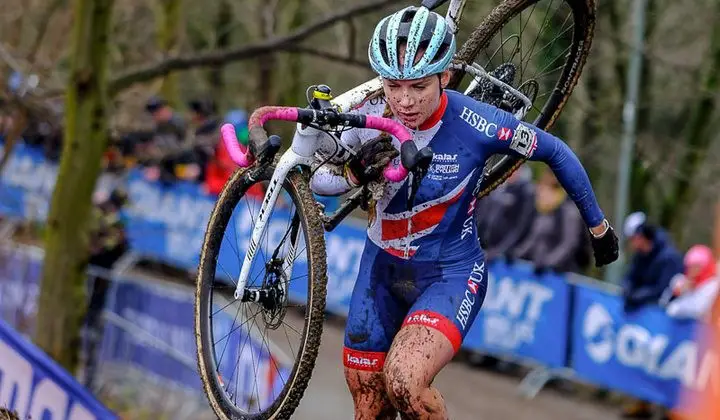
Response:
[628,0,657,216]
[157,0,182,106]
[277,0,307,108]
[208,0,232,108]
[660,0,720,238]
[34,0,114,373]
[256,0,280,107]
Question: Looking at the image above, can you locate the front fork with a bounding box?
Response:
[233,150,313,300]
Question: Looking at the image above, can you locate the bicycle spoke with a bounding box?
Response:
[518,2,539,82]
[259,320,287,393]
[522,0,556,75]
[247,310,262,413]
[527,17,573,64]
[216,300,244,368]
[283,323,297,357]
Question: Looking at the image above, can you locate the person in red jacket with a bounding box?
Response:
[204,109,264,200]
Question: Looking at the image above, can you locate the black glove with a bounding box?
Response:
[345,135,399,186]
[590,221,619,267]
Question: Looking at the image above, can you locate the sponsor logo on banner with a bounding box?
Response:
[582,303,720,392]
[480,272,554,349]
[0,322,116,419]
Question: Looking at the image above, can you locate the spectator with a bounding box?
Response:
[475,165,535,262]
[144,96,186,151]
[511,168,587,274]
[173,98,221,181]
[619,211,684,419]
[141,96,186,183]
[663,245,719,321]
[621,212,685,312]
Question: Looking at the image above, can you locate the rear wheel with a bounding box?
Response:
[449,0,596,197]
[195,166,327,419]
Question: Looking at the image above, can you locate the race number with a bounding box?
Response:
[510,123,538,158]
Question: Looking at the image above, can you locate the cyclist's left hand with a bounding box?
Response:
[590,221,619,267]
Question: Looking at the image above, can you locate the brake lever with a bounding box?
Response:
[405,146,434,211]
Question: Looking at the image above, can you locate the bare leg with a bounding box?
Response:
[383,325,455,420]
[345,367,397,420]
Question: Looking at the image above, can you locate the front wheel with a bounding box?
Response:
[195,165,328,419]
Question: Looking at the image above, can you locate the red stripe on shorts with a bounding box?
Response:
[402,310,463,353]
[343,347,386,372]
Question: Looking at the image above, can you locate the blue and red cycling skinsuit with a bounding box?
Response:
[309,89,605,372]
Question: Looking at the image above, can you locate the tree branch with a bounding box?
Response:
[280,45,370,68]
[107,0,401,95]
[27,0,67,65]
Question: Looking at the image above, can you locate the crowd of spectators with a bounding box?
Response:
[475,165,593,276]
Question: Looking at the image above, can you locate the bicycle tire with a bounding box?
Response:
[195,165,328,420]
[448,0,596,198]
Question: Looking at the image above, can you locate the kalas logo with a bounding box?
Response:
[346,354,379,367]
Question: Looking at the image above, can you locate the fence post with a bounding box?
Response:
[517,274,577,399]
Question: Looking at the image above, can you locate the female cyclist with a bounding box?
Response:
[306,6,620,419]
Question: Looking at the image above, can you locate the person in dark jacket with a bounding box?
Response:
[475,165,535,262]
[512,168,586,274]
[619,211,684,419]
[621,211,685,312]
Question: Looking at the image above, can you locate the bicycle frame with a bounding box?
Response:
[233,0,491,300]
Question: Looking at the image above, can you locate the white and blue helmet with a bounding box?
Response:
[369,6,456,80]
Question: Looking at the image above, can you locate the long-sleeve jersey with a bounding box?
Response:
[309,89,604,262]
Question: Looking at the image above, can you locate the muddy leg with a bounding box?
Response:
[345,367,397,420]
[383,325,454,420]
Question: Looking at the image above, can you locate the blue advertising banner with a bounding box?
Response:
[571,283,720,408]
[0,246,43,335]
[0,143,56,221]
[101,277,292,411]
[462,260,571,367]
[0,319,117,420]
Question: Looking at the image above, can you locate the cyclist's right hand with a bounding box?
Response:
[345,135,399,187]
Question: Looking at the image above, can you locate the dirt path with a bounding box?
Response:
[292,313,614,420]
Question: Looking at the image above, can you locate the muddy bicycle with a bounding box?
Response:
[194,0,596,418]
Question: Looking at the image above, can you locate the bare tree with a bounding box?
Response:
[660,0,720,238]
[34,0,114,372]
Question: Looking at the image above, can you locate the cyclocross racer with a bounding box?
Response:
[305,6,619,419]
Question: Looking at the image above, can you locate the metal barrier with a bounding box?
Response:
[0,244,216,419]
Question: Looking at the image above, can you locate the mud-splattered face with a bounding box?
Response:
[382,44,451,129]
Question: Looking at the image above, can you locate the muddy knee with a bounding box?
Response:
[383,360,421,411]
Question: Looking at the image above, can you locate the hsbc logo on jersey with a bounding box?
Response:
[456,262,486,330]
[498,127,513,141]
[459,106,498,137]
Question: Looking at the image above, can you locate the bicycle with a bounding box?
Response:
[194,0,596,418]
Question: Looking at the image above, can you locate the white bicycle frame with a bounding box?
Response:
[232,0,531,300]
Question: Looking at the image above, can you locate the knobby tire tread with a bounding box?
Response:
[195,166,327,420]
